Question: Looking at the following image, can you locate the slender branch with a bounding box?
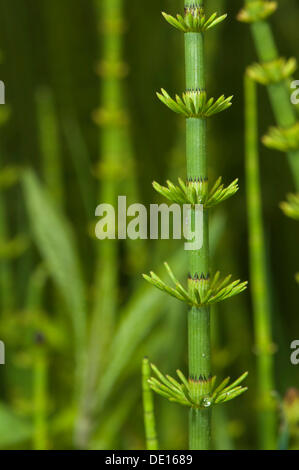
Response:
[33,346,48,450]
[90,0,123,384]
[142,358,159,450]
[244,73,277,449]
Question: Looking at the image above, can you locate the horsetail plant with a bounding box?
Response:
[75,0,150,447]
[238,0,299,191]
[142,358,158,450]
[239,1,299,323]
[75,0,129,447]
[244,72,276,449]
[90,0,126,382]
[143,1,248,450]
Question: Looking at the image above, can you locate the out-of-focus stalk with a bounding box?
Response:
[88,0,124,386]
[36,88,64,206]
[142,358,158,450]
[26,266,49,450]
[33,342,48,450]
[244,72,276,449]
[0,185,13,314]
[0,97,14,314]
[239,0,299,190]
[75,0,126,447]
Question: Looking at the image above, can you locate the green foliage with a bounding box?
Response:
[94,251,186,413]
[148,364,248,409]
[237,1,277,23]
[157,89,233,119]
[153,177,239,208]
[143,262,247,308]
[0,404,32,448]
[262,123,299,152]
[282,389,299,448]
[0,235,28,260]
[0,165,21,190]
[280,193,299,220]
[162,10,227,33]
[22,170,87,385]
[247,58,297,86]
[2,0,299,451]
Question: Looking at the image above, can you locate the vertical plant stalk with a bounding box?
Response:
[142,358,159,450]
[88,0,123,395]
[36,88,64,207]
[33,346,48,450]
[90,0,121,374]
[184,0,211,450]
[0,101,13,314]
[144,1,248,452]
[245,73,276,449]
[0,188,13,314]
[26,266,49,450]
[75,0,125,447]
[240,0,299,190]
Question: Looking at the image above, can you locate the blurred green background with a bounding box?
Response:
[0,0,298,450]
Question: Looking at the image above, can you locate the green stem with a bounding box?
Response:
[0,185,13,314]
[75,0,124,447]
[142,358,159,450]
[91,0,122,363]
[26,266,49,450]
[184,3,211,450]
[189,408,211,450]
[36,88,64,207]
[245,74,277,450]
[33,349,48,450]
[245,1,299,190]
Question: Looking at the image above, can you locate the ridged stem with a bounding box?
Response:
[189,408,211,450]
[245,74,277,450]
[184,6,211,449]
[245,1,299,190]
[142,358,159,450]
[185,0,204,7]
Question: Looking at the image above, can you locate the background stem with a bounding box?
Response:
[142,358,158,450]
[244,74,277,449]
[245,0,299,190]
[33,350,48,450]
